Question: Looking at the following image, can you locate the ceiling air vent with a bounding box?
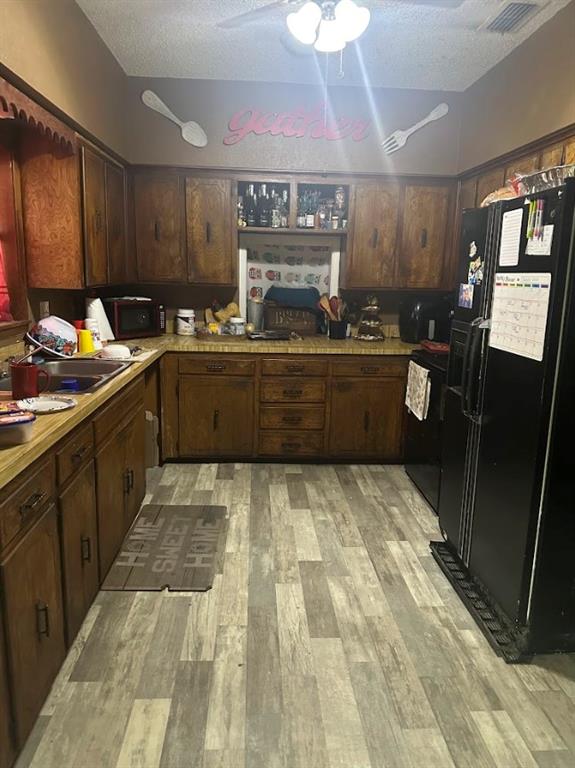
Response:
[485,2,540,33]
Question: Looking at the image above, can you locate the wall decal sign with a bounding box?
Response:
[141,90,208,148]
[381,103,449,155]
[223,102,370,146]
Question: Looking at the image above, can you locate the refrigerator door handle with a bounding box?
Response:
[461,317,483,416]
[465,322,490,420]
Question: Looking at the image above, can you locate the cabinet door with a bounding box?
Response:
[329,379,405,460]
[95,428,129,579]
[106,163,127,285]
[179,377,254,456]
[398,184,450,289]
[124,411,146,529]
[504,154,539,179]
[134,174,186,282]
[2,506,65,744]
[0,611,15,768]
[540,143,564,170]
[347,183,400,288]
[564,137,575,166]
[82,146,108,286]
[186,178,234,284]
[59,460,99,645]
[459,177,478,210]
[475,167,505,207]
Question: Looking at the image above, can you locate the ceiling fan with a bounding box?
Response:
[217,0,465,30]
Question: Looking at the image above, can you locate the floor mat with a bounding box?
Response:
[101,504,227,591]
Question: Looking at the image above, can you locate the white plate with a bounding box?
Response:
[17,396,77,414]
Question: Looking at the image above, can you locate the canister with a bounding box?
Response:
[176,309,195,336]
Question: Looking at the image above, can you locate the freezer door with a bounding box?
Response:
[453,208,489,325]
[468,188,569,624]
[438,387,470,548]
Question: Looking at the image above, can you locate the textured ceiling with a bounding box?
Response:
[76,0,572,90]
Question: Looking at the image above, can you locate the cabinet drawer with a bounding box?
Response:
[259,405,325,431]
[0,456,55,553]
[331,358,408,378]
[179,356,255,376]
[56,422,95,487]
[259,431,324,457]
[260,379,326,403]
[93,376,144,446]
[261,358,328,377]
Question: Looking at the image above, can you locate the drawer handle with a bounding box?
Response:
[123,470,131,495]
[283,388,303,397]
[206,222,211,243]
[71,444,89,464]
[372,228,379,248]
[360,366,380,375]
[128,469,134,490]
[36,602,50,639]
[81,536,92,564]
[206,363,226,372]
[154,220,161,241]
[281,442,301,452]
[421,228,428,248]
[364,410,370,432]
[282,415,302,424]
[213,409,219,431]
[20,491,47,519]
[286,365,304,373]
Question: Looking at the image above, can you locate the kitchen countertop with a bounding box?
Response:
[142,334,418,356]
[0,334,417,490]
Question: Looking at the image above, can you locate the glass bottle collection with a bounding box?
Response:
[238,183,289,229]
[237,183,348,231]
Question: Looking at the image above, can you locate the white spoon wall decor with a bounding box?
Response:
[141,89,208,148]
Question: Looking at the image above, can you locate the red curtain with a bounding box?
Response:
[0,241,13,322]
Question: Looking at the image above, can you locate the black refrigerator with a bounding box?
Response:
[434,178,575,660]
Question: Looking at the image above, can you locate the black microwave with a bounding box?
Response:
[103,298,166,340]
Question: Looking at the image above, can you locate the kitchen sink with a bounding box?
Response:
[0,359,130,395]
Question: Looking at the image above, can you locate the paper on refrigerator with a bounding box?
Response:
[489,273,551,361]
[498,209,523,267]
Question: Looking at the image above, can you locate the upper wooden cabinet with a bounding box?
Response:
[475,167,506,208]
[82,147,108,286]
[0,609,15,768]
[186,177,234,284]
[134,173,187,283]
[20,135,127,289]
[346,182,400,288]
[397,184,450,289]
[133,173,234,285]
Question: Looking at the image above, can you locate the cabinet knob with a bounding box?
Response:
[71,445,89,464]
[20,491,46,519]
[154,220,161,241]
[372,228,379,248]
[420,228,428,248]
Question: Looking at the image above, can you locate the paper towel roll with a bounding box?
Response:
[85,298,115,341]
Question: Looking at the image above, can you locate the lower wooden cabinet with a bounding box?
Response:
[328,378,406,460]
[95,408,144,579]
[1,505,66,745]
[162,354,409,462]
[178,376,254,457]
[0,611,15,768]
[59,460,99,645]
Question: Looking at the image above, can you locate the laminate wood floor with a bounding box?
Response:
[17,464,575,768]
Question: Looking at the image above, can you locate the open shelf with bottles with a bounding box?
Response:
[295,183,349,232]
[236,179,350,235]
[237,181,290,230]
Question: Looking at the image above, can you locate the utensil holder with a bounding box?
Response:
[329,320,348,340]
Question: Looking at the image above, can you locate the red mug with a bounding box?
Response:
[10,362,50,399]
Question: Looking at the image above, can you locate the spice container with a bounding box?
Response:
[228,317,246,336]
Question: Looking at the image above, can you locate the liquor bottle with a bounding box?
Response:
[237,194,246,227]
[305,191,315,228]
[246,184,257,227]
[297,193,306,228]
[258,183,269,227]
[280,190,289,228]
[269,186,281,228]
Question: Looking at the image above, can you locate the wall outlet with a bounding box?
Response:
[39,301,50,319]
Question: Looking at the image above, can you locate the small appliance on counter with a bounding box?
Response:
[399,296,452,343]
[103,298,166,340]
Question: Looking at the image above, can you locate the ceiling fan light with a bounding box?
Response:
[334,0,370,42]
[314,17,346,53]
[286,2,321,45]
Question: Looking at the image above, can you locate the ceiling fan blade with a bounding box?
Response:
[217,0,302,29]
